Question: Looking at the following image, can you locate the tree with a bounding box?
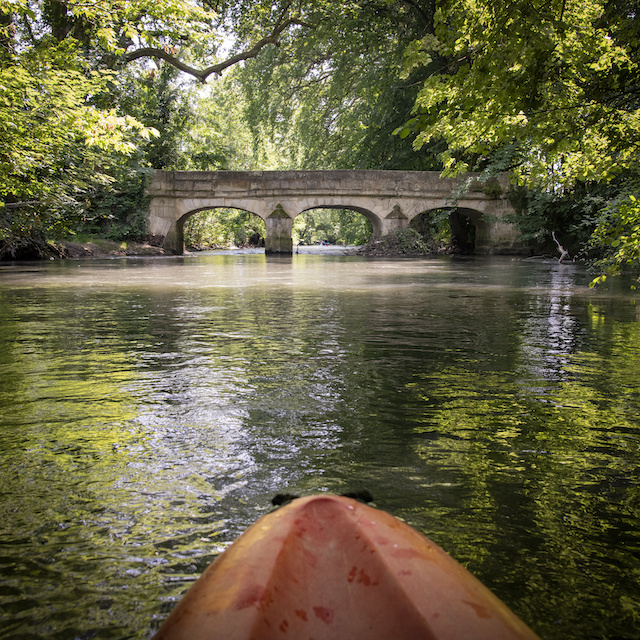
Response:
[76,62,204,242]
[184,208,265,249]
[292,209,372,245]
[183,74,280,171]
[397,0,640,188]
[0,0,325,257]
[233,0,441,170]
[394,0,640,277]
[0,1,157,257]
[589,194,640,287]
[121,1,317,82]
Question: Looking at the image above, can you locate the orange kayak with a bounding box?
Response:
[153,494,539,639]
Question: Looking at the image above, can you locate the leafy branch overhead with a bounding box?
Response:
[4,0,322,79]
[395,0,640,189]
[1,0,639,283]
[122,16,318,83]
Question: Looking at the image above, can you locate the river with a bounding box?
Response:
[0,252,639,639]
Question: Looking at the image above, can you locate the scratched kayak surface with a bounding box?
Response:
[153,495,539,640]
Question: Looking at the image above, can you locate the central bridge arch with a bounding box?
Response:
[293,205,374,246]
[184,206,266,250]
[147,170,520,255]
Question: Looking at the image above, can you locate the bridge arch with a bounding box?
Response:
[292,206,376,246]
[449,207,488,254]
[410,206,490,254]
[147,170,520,255]
[294,204,381,240]
[181,206,266,249]
[162,203,266,254]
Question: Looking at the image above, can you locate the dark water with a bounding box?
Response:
[0,253,639,639]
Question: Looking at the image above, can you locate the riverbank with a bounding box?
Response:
[62,241,360,258]
[57,239,166,258]
[355,228,436,257]
[61,228,433,259]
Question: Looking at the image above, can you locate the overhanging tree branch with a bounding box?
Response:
[400,0,435,29]
[123,17,316,82]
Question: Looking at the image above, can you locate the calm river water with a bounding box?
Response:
[0,253,639,639]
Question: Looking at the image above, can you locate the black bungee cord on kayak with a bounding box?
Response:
[271,489,374,507]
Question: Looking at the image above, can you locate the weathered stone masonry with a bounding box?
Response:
[147,170,520,254]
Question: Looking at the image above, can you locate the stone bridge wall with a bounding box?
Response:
[147,170,520,254]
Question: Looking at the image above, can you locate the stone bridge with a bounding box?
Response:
[147,170,520,254]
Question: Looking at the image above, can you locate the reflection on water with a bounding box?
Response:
[1,254,639,639]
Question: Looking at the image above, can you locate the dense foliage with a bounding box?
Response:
[396,0,640,280]
[1,0,639,283]
[292,209,372,246]
[0,4,156,257]
[233,1,440,170]
[185,208,266,249]
[183,206,373,249]
[590,194,640,286]
[0,0,324,257]
[398,0,640,186]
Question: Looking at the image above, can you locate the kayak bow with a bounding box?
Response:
[153,494,539,639]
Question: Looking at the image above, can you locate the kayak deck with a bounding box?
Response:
[153,494,539,639]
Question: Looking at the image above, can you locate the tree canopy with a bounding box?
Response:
[392,0,640,282]
[396,0,640,189]
[233,0,440,170]
[0,0,326,256]
[0,2,158,256]
[1,0,639,283]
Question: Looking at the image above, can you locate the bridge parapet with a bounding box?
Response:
[149,170,484,199]
[147,170,519,254]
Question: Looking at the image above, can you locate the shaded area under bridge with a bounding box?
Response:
[147,170,520,255]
